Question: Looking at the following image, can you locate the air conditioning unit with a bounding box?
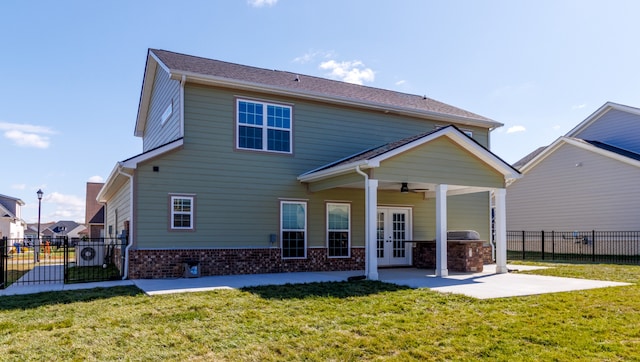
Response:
[76,242,105,267]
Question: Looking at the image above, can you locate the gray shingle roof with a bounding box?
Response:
[150,49,496,125]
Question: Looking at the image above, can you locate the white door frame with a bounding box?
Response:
[376,206,413,267]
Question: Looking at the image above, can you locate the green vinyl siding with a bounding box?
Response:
[105,177,131,240]
[142,66,181,152]
[374,137,505,188]
[132,83,494,249]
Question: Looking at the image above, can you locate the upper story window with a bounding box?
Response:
[237,99,292,154]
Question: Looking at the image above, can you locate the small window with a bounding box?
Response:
[327,203,350,257]
[237,99,292,153]
[170,195,194,230]
[161,101,173,125]
[281,201,306,258]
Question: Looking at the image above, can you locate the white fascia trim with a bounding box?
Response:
[297,160,379,183]
[565,138,640,168]
[169,71,502,129]
[96,163,126,203]
[520,137,640,174]
[566,102,640,138]
[120,138,184,169]
[369,127,520,179]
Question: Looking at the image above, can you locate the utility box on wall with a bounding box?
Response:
[183,261,200,278]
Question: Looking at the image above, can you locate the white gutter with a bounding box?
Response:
[117,166,134,280]
[180,75,186,137]
[169,71,502,130]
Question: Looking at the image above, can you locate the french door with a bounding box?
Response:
[376,207,412,267]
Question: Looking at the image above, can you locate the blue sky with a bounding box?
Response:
[3,0,640,224]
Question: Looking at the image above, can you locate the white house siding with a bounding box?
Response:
[507,142,640,231]
[572,109,640,154]
[142,66,182,152]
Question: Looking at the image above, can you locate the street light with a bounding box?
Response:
[36,189,43,263]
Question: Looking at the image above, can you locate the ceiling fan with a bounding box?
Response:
[400,182,430,193]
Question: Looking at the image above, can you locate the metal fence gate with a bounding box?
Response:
[1,236,127,289]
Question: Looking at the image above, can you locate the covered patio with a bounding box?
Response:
[298,126,521,280]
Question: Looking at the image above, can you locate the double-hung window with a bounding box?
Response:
[281,201,306,258]
[237,99,292,153]
[170,195,194,230]
[327,203,350,257]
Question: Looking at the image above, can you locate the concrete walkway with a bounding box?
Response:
[0,264,630,299]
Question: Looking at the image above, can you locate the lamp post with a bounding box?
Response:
[36,189,43,263]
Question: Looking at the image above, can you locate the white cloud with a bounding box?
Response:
[248,0,277,7]
[572,104,587,110]
[11,183,26,190]
[0,121,55,148]
[293,50,336,64]
[319,60,375,85]
[88,175,104,183]
[506,125,526,134]
[395,80,407,86]
[43,191,85,223]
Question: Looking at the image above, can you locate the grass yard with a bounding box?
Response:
[1,263,639,361]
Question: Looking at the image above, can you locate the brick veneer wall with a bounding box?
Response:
[482,245,494,264]
[412,240,484,272]
[127,247,366,279]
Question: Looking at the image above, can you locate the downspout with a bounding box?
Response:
[117,165,134,280]
[355,165,369,277]
[180,75,186,137]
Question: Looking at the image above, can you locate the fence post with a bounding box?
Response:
[551,231,555,260]
[63,236,69,284]
[592,230,596,262]
[522,231,526,260]
[541,230,545,260]
[1,236,6,289]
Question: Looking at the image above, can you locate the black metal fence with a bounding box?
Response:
[507,230,640,264]
[1,236,127,289]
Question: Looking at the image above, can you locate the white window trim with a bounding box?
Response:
[326,202,351,258]
[236,98,293,154]
[161,101,173,126]
[170,195,194,231]
[280,200,307,259]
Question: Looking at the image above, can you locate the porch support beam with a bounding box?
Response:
[365,179,379,280]
[435,184,448,277]
[494,188,508,273]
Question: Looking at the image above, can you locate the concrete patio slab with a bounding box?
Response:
[1,264,630,299]
[378,264,630,299]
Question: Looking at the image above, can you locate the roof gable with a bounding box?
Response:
[299,125,520,183]
[517,136,640,174]
[135,49,502,137]
[566,102,640,138]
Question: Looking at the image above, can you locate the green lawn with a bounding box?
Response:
[1,263,639,361]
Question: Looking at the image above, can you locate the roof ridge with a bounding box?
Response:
[149,49,496,125]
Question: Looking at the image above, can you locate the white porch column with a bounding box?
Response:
[494,188,508,273]
[365,179,379,280]
[435,184,448,277]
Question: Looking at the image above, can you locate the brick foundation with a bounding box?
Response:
[412,240,484,272]
[127,247,365,279]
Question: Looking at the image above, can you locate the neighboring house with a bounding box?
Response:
[507,102,640,231]
[43,220,85,241]
[0,194,26,240]
[85,182,105,238]
[98,49,520,280]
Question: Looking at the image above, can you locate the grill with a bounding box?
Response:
[447,230,480,241]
